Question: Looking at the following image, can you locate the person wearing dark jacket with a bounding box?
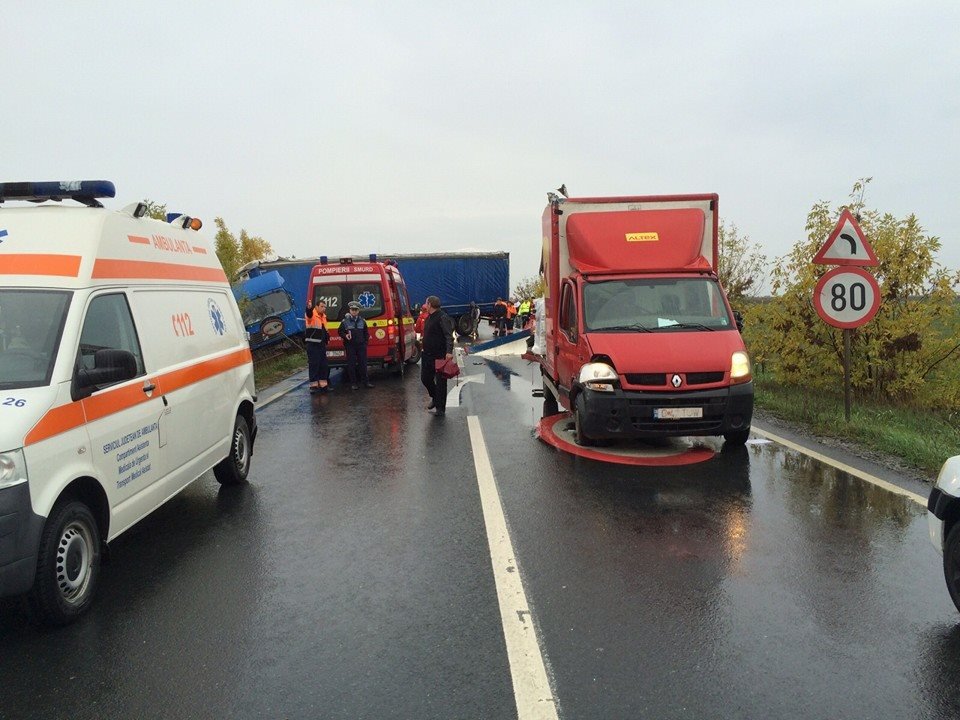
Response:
[420,295,455,416]
[339,301,373,390]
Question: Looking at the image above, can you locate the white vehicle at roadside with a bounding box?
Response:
[927,455,960,612]
[0,180,257,625]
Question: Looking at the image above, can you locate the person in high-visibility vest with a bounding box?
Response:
[505,299,518,334]
[305,300,332,393]
[493,298,508,337]
[518,298,532,327]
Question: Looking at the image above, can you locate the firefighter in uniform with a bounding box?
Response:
[305,301,332,393]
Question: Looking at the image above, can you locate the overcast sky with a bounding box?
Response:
[4,1,958,292]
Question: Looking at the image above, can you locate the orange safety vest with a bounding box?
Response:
[305,309,328,341]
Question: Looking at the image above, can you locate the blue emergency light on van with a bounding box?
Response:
[0,180,116,206]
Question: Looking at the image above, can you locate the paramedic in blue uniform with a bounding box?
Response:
[420,295,455,416]
[340,301,373,390]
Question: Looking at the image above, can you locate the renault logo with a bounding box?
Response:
[671,374,682,388]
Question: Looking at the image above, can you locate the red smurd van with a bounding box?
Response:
[532,192,754,446]
[307,256,419,373]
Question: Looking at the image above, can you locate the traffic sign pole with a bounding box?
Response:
[844,329,852,422]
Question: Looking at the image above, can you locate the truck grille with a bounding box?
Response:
[624,373,666,385]
[623,372,725,386]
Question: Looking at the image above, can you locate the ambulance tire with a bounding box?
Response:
[214,415,251,485]
[573,394,595,447]
[26,500,101,626]
[406,345,422,365]
[723,427,751,446]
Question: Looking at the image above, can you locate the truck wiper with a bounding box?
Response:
[594,324,653,333]
[656,322,715,332]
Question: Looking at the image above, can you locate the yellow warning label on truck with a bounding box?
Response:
[626,232,659,242]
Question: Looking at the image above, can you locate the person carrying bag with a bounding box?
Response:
[420,295,455,416]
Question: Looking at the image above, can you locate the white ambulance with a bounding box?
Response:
[0,181,257,625]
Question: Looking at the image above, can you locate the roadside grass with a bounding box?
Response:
[753,369,960,477]
[253,345,307,391]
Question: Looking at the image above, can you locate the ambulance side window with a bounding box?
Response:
[77,294,145,378]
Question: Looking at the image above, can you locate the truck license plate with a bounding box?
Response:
[326,350,345,358]
[654,407,703,420]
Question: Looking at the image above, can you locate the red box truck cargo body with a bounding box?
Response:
[537,194,753,446]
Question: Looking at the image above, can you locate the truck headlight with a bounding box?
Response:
[0,449,28,489]
[730,351,751,382]
[579,362,618,392]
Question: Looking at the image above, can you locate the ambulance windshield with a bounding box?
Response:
[312,282,384,321]
[583,277,733,332]
[0,290,71,389]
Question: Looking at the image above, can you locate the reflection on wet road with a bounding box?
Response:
[1,353,958,720]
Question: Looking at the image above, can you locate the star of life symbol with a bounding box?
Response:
[671,374,682,388]
[208,299,226,335]
[358,291,377,308]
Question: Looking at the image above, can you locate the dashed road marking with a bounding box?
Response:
[467,416,559,720]
[752,426,927,507]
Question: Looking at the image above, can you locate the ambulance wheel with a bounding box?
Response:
[215,415,251,485]
[573,395,595,446]
[406,345,422,365]
[26,500,101,626]
[723,427,751,446]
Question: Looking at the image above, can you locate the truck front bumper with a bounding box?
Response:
[0,481,44,598]
[578,381,754,440]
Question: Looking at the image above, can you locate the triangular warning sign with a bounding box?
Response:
[813,208,878,266]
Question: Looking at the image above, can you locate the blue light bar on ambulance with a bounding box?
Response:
[0,180,116,208]
[369,253,378,262]
[320,256,328,264]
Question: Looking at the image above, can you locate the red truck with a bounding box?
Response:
[533,193,754,446]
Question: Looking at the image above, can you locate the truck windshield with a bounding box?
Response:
[582,277,733,332]
[241,289,293,326]
[312,282,384,321]
[0,289,72,389]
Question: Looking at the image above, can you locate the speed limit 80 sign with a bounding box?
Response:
[813,267,881,328]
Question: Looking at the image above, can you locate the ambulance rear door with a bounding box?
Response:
[389,270,416,362]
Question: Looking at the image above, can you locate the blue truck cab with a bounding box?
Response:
[232,271,303,351]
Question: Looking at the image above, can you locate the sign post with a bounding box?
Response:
[812,211,880,421]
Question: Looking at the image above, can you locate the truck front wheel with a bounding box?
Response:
[573,394,595,446]
[26,500,101,626]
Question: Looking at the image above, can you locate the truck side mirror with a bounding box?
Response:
[733,311,744,333]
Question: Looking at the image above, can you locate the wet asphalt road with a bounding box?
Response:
[2,347,960,719]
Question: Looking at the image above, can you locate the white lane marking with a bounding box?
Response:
[467,416,559,720]
[752,426,927,507]
[256,379,308,409]
[446,374,484,408]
